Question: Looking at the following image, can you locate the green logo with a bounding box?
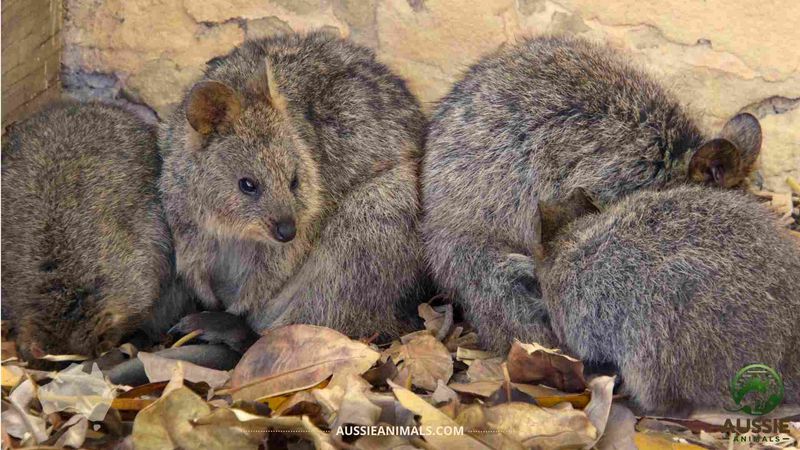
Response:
[728,364,784,416]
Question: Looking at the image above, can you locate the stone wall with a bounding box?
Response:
[25,1,800,191]
[2,0,63,126]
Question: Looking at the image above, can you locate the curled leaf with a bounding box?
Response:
[506,341,586,392]
[231,325,379,401]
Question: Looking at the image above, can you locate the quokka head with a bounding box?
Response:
[178,58,321,245]
[684,112,762,189]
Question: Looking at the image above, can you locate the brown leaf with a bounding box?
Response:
[596,404,637,450]
[506,341,586,392]
[387,333,453,391]
[449,381,591,408]
[132,387,259,450]
[138,352,230,389]
[362,358,398,387]
[389,380,496,449]
[456,347,497,362]
[230,325,379,401]
[474,402,596,449]
[584,376,616,447]
[331,376,382,432]
[467,357,504,382]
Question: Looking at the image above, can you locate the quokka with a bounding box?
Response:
[2,102,175,361]
[532,185,800,414]
[421,36,763,352]
[158,32,428,339]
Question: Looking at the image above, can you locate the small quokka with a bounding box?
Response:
[531,186,800,414]
[1,102,173,360]
[422,36,763,352]
[158,32,427,338]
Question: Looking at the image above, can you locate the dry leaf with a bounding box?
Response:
[596,405,637,450]
[38,363,116,421]
[506,341,586,392]
[133,387,260,450]
[230,325,379,401]
[449,381,590,408]
[387,333,453,391]
[467,357,504,382]
[633,432,709,449]
[475,402,597,449]
[418,303,445,334]
[54,415,88,449]
[354,434,417,450]
[389,380,495,449]
[1,365,24,388]
[456,347,497,361]
[583,376,616,448]
[139,351,230,389]
[331,375,382,432]
[431,380,460,405]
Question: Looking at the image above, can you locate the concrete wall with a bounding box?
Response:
[9,0,800,191]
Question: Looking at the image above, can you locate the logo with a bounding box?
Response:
[721,364,791,444]
[728,364,784,416]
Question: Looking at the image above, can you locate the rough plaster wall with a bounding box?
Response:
[2,0,63,127]
[62,0,799,191]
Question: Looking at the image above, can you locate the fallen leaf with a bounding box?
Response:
[133,387,259,450]
[38,363,116,421]
[1,365,24,388]
[354,434,417,450]
[387,333,453,391]
[467,357,504,382]
[633,432,709,449]
[584,376,616,448]
[389,380,494,449]
[273,391,321,418]
[456,347,497,362]
[449,381,590,408]
[431,379,460,405]
[362,358,398,386]
[1,397,48,443]
[331,376,382,432]
[139,351,230,389]
[475,402,597,449]
[506,341,586,392]
[596,405,637,450]
[418,303,445,334]
[446,330,480,352]
[54,414,88,449]
[230,325,379,401]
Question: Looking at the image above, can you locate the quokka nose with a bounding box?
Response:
[272,219,296,243]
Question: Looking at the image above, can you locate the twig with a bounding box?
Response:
[171,329,204,348]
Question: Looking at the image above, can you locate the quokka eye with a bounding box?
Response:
[238,177,259,196]
[290,172,299,191]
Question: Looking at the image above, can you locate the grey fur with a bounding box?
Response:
[1,101,173,359]
[159,32,427,338]
[421,36,762,352]
[535,186,800,414]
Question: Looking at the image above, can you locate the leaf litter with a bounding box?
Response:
[3,288,800,449]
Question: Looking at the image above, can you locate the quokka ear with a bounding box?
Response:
[185,80,242,136]
[689,113,761,188]
[247,58,288,112]
[533,187,600,263]
[720,112,762,165]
